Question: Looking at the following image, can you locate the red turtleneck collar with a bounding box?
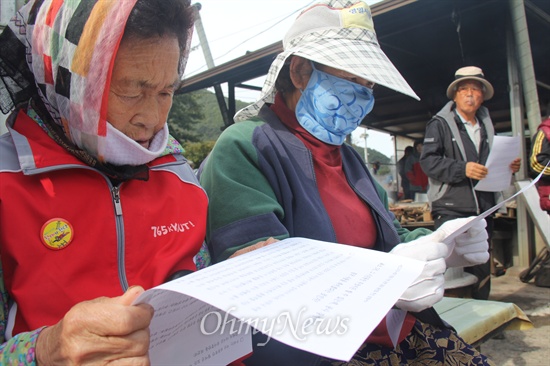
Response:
[268,92,415,347]
[269,92,376,249]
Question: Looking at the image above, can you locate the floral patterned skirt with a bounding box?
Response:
[318,320,496,366]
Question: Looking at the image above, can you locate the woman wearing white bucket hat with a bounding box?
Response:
[201,1,494,365]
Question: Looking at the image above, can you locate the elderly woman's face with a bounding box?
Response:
[107,36,180,149]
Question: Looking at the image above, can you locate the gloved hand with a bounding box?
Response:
[437,217,489,268]
[390,230,449,312]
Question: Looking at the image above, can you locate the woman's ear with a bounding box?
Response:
[289,56,313,90]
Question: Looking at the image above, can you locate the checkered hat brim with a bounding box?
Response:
[235,28,418,122]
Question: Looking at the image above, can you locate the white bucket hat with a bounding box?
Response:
[234,0,419,122]
[446,66,494,101]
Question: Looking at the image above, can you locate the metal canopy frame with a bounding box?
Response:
[178,0,550,139]
[177,0,550,267]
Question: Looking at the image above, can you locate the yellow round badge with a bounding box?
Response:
[41,218,74,250]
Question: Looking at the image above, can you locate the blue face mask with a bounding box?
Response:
[295,64,375,145]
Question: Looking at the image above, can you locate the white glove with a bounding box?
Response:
[437,217,489,268]
[390,230,449,312]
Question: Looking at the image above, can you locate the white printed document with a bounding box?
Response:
[475,135,521,192]
[134,237,425,364]
[134,167,547,365]
[444,166,545,245]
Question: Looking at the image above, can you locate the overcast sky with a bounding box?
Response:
[186,1,317,79]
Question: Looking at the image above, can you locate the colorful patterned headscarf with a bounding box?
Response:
[0,0,193,168]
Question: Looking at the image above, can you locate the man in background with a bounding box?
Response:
[398,146,414,199]
[420,66,521,299]
[405,140,428,199]
[529,116,550,214]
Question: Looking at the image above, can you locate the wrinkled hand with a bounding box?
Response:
[437,217,489,268]
[510,158,521,173]
[465,162,488,180]
[390,231,449,312]
[36,286,153,366]
[229,237,279,258]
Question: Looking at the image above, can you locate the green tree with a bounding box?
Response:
[350,144,390,164]
[182,140,216,168]
[350,144,392,175]
[167,91,204,143]
[189,89,251,141]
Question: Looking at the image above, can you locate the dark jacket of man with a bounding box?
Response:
[420,101,497,217]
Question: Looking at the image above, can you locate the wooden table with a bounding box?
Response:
[401,220,434,230]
